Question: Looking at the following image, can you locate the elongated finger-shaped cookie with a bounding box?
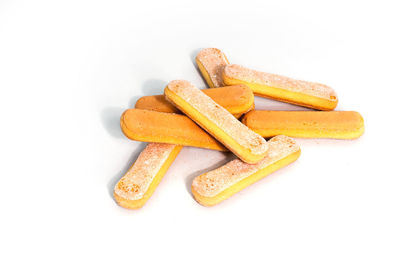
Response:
[223,64,338,110]
[242,110,364,139]
[115,81,254,209]
[192,135,300,206]
[114,143,182,209]
[135,85,254,118]
[121,109,227,151]
[165,80,269,164]
[196,48,229,88]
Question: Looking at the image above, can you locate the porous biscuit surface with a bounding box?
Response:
[135,85,254,115]
[192,135,299,197]
[114,143,176,200]
[166,80,268,156]
[196,48,229,87]
[224,64,337,100]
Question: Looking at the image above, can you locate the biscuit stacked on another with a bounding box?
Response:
[114,48,364,209]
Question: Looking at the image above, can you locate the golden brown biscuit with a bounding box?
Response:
[196,48,229,88]
[135,85,254,118]
[122,84,257,151]
[114,143,182,209]
[116,84,255,209]
[192,135,300,206]
[121,109,227,151]
[165,80,268,164]
[223,64,338,110]
[242,110,364,139]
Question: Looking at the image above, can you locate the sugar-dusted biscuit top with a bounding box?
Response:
[114,143,177,201]
[166,80,268,156]
[135,85,254,116]
[192,135,299,198]
[224,64,337,101]
[196,48,229,87]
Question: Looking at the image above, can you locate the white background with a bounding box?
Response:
[1,0,399,266]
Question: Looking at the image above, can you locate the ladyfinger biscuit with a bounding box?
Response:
[165,80,268,164]
[121,109,227,151]
[135,85,254,118]
[114,143,182,209]
[242,110,364,139]
[196,48,229,88]
[192,135,300,206]
[223,64,338,110]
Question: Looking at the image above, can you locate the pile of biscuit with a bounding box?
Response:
[114,48,364,209]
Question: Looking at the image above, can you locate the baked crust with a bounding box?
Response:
[223,64,338,110]
[196,48,229,88]
[165,80,268,164]
[192,135,300,206]
[242,110,364,139]
[135,85,254,118]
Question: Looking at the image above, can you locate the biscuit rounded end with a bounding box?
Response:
[114,191,145,210]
